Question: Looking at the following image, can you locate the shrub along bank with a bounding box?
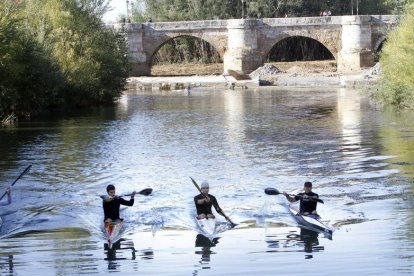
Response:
[0,0,129,124]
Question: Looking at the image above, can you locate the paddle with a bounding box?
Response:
[123,188,153,197]
[0,165,32,201]
[264,187,324,204]
[190,177,236,227]
[100,188,153,200]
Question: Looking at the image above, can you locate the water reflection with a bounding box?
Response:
[0,255,13,274]
[337,88,363,150]
[193,234,220,275]
[266,228,325,258]
[103,238,155,271]
[298,228,324,259]
[1,88,413,274]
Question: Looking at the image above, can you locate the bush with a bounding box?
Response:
[376,3,414,108]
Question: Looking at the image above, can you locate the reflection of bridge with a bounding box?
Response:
[109,15,399,76]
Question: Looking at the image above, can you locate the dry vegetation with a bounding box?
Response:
[151,60,337,76]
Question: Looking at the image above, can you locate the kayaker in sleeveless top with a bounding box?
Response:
[283,181,319,215]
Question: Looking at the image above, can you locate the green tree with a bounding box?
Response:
[376,3,414,108]
[24,0,129,106]
[1,0,129,122]
[130,0,402,21]
[0,1,61,118]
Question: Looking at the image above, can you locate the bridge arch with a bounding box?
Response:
[150,35,223,65]
[260,32,339,62]
[146,33,226,60]
[373,36,388,62]
[265,35,336,62]
[374,36,387,53]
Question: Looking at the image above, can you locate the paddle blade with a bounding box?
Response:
[138,188,153,196]
[264,187,281,195]
[100,195,113,202]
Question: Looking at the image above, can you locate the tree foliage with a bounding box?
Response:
[130,0,401,22]
[376,3,414,108]
[0,0,129,121]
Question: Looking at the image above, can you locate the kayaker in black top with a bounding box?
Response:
[283,181,319,215]
[194,181,223,219]
[102,184,136,223]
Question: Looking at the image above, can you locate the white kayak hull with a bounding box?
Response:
[289,207,333,238]
[196,217,217,238]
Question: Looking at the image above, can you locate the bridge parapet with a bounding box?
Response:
[263,16,342,26]
[146,20,228,30]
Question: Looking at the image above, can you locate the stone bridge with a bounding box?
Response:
[108,15,399,76]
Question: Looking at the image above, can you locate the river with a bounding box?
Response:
[0,87,413,275]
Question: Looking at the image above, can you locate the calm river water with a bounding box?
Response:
[0,87,413,275]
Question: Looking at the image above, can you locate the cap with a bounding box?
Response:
[201,181,209,189]
[304,181,312,187]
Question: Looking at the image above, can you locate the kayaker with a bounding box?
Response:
[283,181,319,216]
[0,188,12,206]
[102,185,136,223]
[194,181,223,220]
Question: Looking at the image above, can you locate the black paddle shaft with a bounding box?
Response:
[0,165,32,201]
[264,187,324,204]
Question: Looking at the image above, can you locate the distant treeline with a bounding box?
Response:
[130,0,406,22]
[0,0,129,123]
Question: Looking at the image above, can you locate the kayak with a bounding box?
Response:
[289,206,333,238]
[195,217,217,238]
[104,219,124,249]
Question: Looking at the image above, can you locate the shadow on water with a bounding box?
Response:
[0,255,13,275]
[193,234,220,275]
[104,238,154,271]
[266,227,325,259]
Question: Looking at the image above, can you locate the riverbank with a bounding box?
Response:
[127,61,380,90]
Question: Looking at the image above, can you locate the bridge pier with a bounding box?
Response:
[116,24,151,76]
[338,16,375,72]
[223,19,263,75]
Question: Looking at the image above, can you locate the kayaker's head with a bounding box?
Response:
[106,184,116,197]
[201,181,209,195]
[304,181,312,193]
